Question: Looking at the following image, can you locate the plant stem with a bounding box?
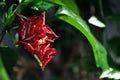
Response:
[99,0,104,19]
[98,0,107,47]
[0,56,10,80]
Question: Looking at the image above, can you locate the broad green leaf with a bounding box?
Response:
[56,6,120,79]
[31,0,55,10]
[49,0,79,15]
[56,6,109,70]
[0,47,18,74]
[23,0,79,12]
[0,56,10,80]
[23,0,55,10]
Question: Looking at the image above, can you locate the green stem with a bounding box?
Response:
[0,56,10,80]
[98,0,107,47]
[99,0,104,18]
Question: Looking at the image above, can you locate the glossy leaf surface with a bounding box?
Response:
[56,6,120,79]
[49,0,79,15]
[56,6,109,70]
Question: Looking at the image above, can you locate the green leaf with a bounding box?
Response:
[49,0,79,15]
[56,6,120,79]
[0,56,10,80]
[49,0,63,5]
[0,2,6,6]
[7,4,16,17]
[23,0,33,5]
[0,47,18,74]
[1,1,23,42]
[56,6,109,70]
[22,0,55,10]
[5,4,16,27]
[5,1,23,28]
[31,0,55,10]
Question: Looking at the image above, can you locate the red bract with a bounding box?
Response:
[16,12,58,70]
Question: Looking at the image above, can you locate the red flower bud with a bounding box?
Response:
[16,12,58,70]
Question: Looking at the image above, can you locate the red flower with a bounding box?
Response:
[16,12,58,70]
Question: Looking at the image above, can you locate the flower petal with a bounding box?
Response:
[16,12,58,70]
